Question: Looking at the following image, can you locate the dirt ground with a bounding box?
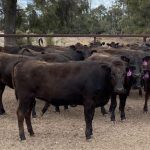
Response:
[1,87,150,150]
[0,36,150,150]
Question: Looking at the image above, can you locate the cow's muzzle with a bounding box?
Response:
[114,88,126,94]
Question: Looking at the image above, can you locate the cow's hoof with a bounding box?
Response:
[143,110,148,114]
[121,117,126,121]
[112,121,116,124]
[143,107,148,113]
[101,109,108,115]
[55,107,60,112]
[86,136,93,142]
[0,109,5,115]
[64,106,68,110]
[30,133,35,137]
[55,109,60,113]
[86,135,92,140]
[55,110,60,113]
[28,129,34,136]
[20,134,26,141]
[121,113,126,121]
[139,90,142,97]
[111,117,115,122]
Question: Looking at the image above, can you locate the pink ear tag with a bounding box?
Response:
[144,73,149,79]
[143,60,148,66]
[127,70,132,77]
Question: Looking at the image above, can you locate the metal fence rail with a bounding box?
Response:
[0,34,150,43]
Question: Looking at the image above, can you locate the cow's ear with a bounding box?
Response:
[84,45,88,47]
[70,45,76,50]
[91,50,97,54]
[21,48,31,54]
[102,42,105,45]
[121,56,130,63]
[23,48,30,52]
[101,64,111,73]
[143,56,150,61]
[76,50,82,54]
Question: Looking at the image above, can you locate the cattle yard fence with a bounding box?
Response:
[0,34,150,45]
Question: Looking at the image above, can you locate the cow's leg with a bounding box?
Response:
[119,94,127,120]
[25,100,34,136]
[55,106,60,112]
[41,102,50,116]
[143,92,149,113]
[101,106,108,115]
[139,88,142,97]
[17,103,26,140]
[0,83,5,115]
[84,101,95,139]
[110,93,117,122]
[32,100,37,118]
[64,105,68,110]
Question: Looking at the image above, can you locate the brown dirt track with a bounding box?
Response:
[1,87,150,150]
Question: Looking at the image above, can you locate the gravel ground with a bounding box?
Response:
[1,87,150,150]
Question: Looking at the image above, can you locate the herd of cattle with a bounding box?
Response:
[0,41,150,141]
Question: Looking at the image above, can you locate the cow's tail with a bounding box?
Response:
[41,102,50,116]
[20,48,34,56]
[38,38,43,47]
[12,60,23,101]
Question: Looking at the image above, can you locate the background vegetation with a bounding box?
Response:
[0,0,150,46]
[1,0,150,34]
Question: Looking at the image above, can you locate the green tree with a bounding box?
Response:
[116,0,150,33]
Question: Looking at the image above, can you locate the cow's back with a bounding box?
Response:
[13,60,112,106]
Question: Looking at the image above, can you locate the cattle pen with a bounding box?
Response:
[1,34,150,150]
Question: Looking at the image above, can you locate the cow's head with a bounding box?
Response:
[110,60,127,94]
[121,55,142,89]
[70,44,97,60]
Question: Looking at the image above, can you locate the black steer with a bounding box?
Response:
[12,60,123,140]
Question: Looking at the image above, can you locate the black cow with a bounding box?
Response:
[87,53,135,121]
[142,69,150,112]
[106,42,123,48]
[109,58,135,121]
[12,60,124,140]
[102,49,150,96]
[1,44,96,114]
[0,53,36,115]
[141,56,150,112]
[21,45,97,113]
[0,52,68,116]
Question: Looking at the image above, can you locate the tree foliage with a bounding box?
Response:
[1,0,150,35]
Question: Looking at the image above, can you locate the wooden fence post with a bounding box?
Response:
[94,37,96,44]
[143,37,147,43]
[27,36,30,44]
